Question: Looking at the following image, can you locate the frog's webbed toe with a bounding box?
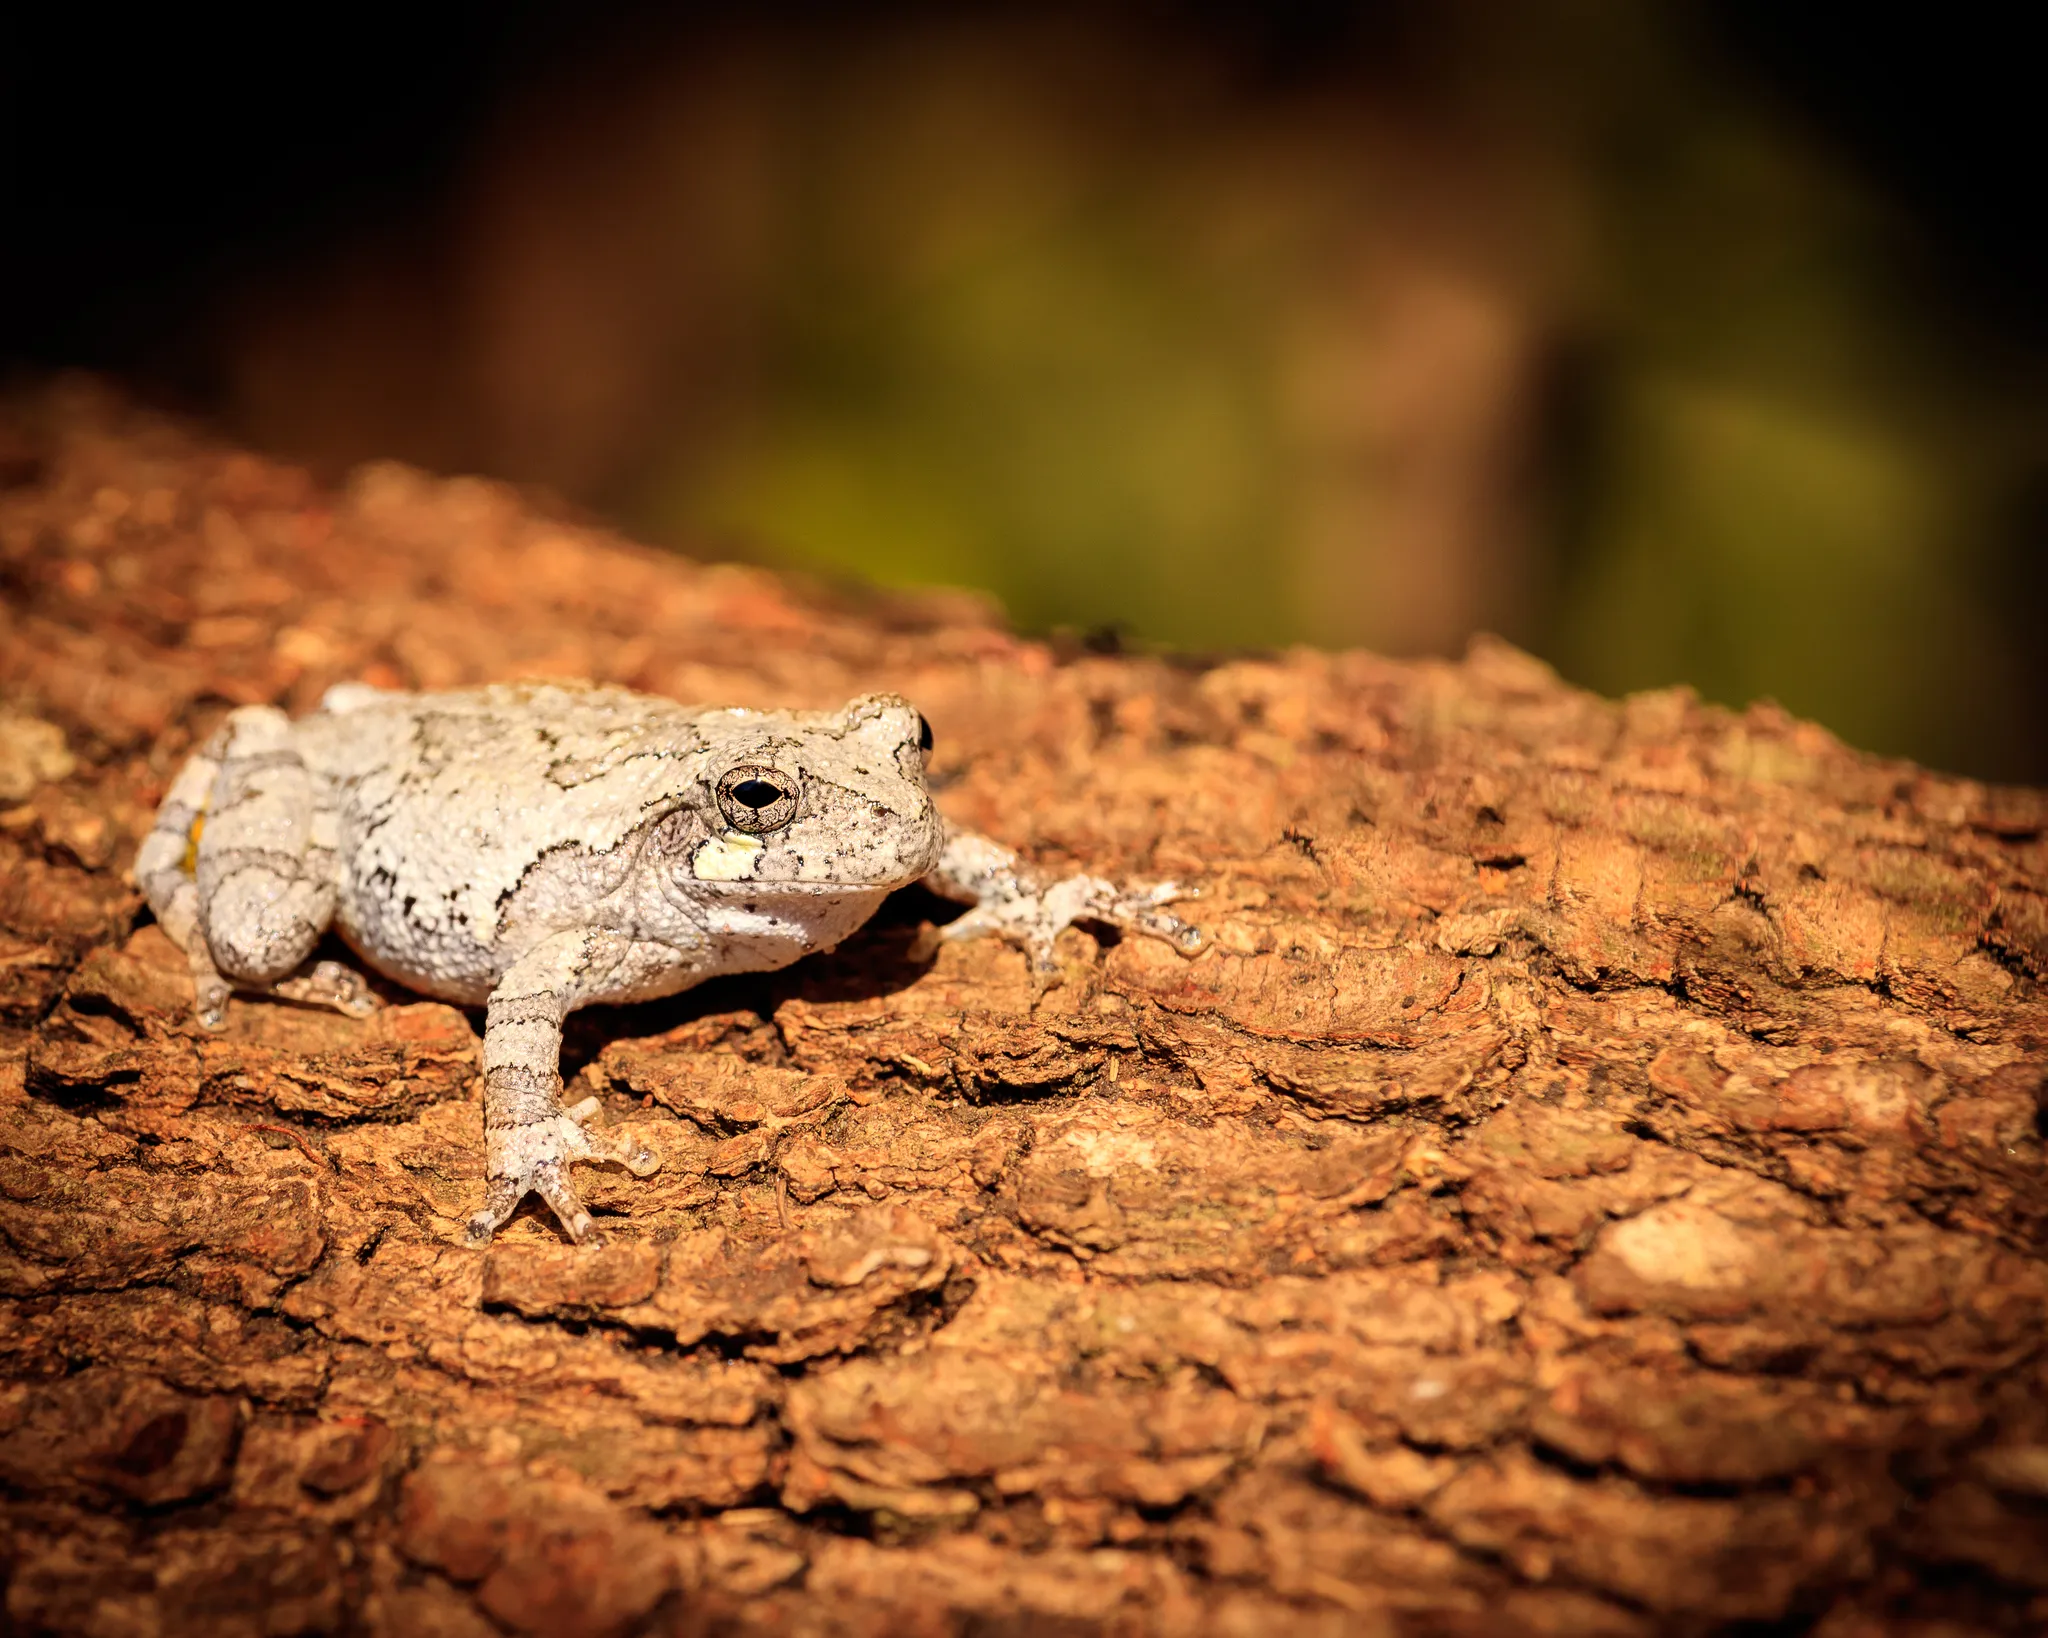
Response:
[530,1160,598,1245]
[563,1096,663,1177]
[948,873,1204,976]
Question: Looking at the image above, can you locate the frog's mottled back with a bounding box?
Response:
[295,681,946,1004]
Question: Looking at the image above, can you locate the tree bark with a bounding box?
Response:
[2,381,2045,1636]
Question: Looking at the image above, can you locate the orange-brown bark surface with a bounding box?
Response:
[2,383,2045,1636]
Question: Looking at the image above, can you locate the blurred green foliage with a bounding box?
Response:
[1554,107,2038,777]
[617,12,2041,779]
[685,215,1298,650]
[193,7,2041,780]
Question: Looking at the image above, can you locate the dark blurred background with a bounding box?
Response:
[5,3,2043,780]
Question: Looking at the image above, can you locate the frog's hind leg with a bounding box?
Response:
[139,708,367,1029]
[192,704,341,987]
[135,724,236,1026]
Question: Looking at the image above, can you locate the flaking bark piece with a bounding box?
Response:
[482,1205,960,1363]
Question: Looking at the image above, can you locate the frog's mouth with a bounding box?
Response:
[686,831,934,891]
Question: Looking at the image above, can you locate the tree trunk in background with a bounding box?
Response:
[2,382,2044,1637]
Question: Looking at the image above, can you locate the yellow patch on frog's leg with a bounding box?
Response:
[135,731,224,963]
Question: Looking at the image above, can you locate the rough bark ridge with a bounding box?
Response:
[1,383,2045,1636]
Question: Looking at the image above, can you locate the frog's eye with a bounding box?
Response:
[916,714,934,754]
[716,765,799,834]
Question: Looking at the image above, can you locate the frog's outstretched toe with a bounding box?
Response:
[463,1175,524,1248]
[187,950,233,1031]
[565,1095,663,1177]
[533,1160,599,1244]
[1111,882,1204,956]
[618,1138,663,1178]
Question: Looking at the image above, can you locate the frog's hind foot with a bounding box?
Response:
[183,955,379,1033]
[270,958,382,1019]
[190,958,233,1033]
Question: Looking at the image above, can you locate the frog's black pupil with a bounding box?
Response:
[917,714,934,753]
[732,779,784,809]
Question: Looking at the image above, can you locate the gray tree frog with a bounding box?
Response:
[134,682,1202,1246]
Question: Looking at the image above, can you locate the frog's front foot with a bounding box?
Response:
[941,873,1205,977]
[463,1097,662,1248]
